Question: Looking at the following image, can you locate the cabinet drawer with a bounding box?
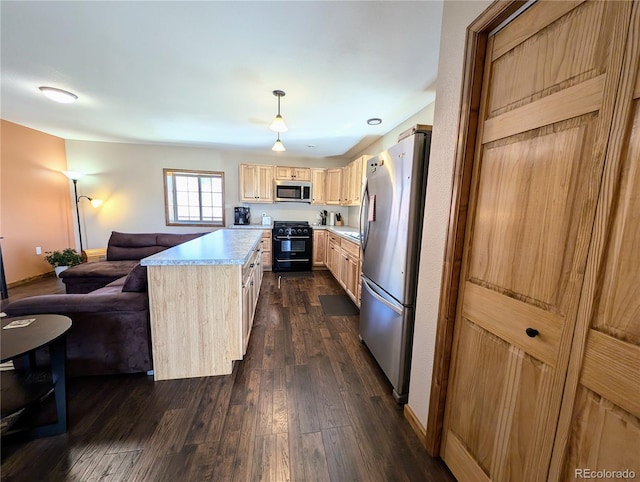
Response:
[328,233,341,246]
[340,238,360,258]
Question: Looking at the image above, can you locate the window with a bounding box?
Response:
[164,168,225,227]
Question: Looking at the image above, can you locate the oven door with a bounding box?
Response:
[273,236,312,271]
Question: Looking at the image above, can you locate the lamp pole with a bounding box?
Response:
[71,179,84,253]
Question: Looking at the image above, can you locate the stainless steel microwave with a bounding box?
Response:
[274,180,312,203]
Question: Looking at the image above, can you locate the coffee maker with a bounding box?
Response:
[234,207,251,225]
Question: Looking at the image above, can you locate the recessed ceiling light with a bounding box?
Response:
[307,144,316,149]
[367,118,382,125]
[39,86,78,103]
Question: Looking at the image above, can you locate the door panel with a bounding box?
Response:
[561,388,640,480]
[469,119,597,310]
[488,1,616,117]
[441,1,635,481]
[557,72,640,479]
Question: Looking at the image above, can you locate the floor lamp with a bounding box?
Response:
[63,171,102,253]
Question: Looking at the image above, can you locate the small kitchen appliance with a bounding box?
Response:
[274,180,312,203]
[234,207,251,225]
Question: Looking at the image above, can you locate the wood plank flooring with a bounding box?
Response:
[1,271,455,481]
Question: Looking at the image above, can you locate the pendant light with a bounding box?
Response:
[269,90,288,132]
[272,133,286,152]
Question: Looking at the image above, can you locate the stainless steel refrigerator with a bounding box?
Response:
[359,130,431,403]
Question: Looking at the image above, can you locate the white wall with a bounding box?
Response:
[406,0,492,429]
[64,140,349,248]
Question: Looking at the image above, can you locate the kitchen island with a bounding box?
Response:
[141,229,263,381]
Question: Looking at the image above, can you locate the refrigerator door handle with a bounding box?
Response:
[362,278,403,315]
[359,177,370,254]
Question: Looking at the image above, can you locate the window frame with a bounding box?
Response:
[163,168,226,227]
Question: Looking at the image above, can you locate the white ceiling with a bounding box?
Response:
[1,1,443,159]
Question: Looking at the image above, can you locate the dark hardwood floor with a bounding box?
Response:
[1,271,455,481]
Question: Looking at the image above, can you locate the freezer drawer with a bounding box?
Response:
[359,277,414,403]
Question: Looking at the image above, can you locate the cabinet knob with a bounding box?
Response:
[250,281,254,286]
[526,328,539,338]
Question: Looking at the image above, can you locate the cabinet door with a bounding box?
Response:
[325,169,342,205]
[326,238,339,276]
[240,164,274,203]
[294,168,311,181]
[313,230,327,266]
[261,230,272,271]
[311,168,327,205]
[256,165,274,202]
[242,269,254,354]
[341,165,351,206]
[239,164,259,201]
[351,157,364,206]
[341,250,359,301]
[275,166,311,181]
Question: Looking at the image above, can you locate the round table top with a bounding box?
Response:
[1,314,72,363]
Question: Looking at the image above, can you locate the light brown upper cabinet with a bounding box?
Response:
[436,2,640,482]
[340,155,369,207]
[239,164,274,203]
[274,166,311,181]
[311,168,327,205]
[325,168,342,205]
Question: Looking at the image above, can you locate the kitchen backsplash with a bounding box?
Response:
[230,202,351,227]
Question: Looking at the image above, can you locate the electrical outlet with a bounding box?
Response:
[35,246,42,255]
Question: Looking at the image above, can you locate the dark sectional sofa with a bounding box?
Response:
[60,231,206,294]
[3,231,206,377]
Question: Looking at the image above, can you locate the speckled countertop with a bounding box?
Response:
[141,229,262,266]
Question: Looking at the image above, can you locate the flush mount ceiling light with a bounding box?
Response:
[269,90,288,132]
[39,86,78,104]
[272,132,286,152]
[367,118,382,126]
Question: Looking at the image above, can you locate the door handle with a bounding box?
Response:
[526,328,539,338]
[362,278,402,315]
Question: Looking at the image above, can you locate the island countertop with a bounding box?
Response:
[140,229,262,266]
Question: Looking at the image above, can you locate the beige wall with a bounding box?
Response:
[407,0,492,429]
[0,120,74,283]
[346,102,437,225]
[64,140,350,248]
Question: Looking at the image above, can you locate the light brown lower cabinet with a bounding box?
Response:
[260,230,272,271]
[147,242,263,381]
[325,233,360,306]
[312,229,327,267]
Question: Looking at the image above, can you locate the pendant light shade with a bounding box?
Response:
[272,133,286,152]
[269,90,288,132]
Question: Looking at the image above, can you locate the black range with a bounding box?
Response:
[272,221,313,272]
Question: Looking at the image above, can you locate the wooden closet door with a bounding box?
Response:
[441,2,635,481]
[550,7,640,479]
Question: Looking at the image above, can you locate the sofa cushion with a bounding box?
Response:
[156,232,204,247]
[122,263,148,292]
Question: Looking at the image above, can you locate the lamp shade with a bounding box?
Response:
[272,138,286,152]
[270,114,288,133]
[63,170,84,180]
